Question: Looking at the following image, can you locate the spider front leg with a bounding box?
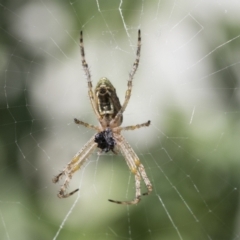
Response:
[108,142,141,205]
[122,139,153,196]
[138,163,152,196]
[53,136,97,198]
[56,173,79,198]
[109,171,141,205]
[108,136,149,205]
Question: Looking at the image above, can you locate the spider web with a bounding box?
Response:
[1,0,240,239]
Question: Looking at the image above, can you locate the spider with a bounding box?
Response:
[53,30,152,205]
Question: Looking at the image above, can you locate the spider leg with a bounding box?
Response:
[111,30,141,126]
[53,136,97,198]
[108,139,141,205]
[138,163,152,196]
[74,118,99,131]
[80,31,102,121]
[122,140,152,196]
[108,134,152,205]
[117,120,150,131]
[108,173,141,205]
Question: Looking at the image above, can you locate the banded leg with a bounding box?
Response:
[80,31,101,121]
[112,30,141,125]
[53,136,97,198]
[122,139,152,196]
[108,138,142,205]
[109,173,141,205]
[118,120,150,131]
[74,118,99,131]
[138,163,152,196]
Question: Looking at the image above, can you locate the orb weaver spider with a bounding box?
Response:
[53,30,152,205]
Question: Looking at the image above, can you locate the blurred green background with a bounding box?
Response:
[1,0,240,239]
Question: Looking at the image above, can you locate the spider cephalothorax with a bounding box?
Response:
[53,30,152,205]
[94,128,115,153]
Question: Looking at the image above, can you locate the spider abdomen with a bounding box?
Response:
[95,77,123,125]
